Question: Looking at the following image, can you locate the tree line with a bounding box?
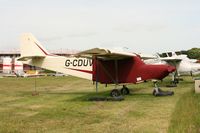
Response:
[184,48,200,60]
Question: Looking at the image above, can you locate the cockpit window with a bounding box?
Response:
[160,53,168,57]
[167,52,172,57]
[175,51,181,55]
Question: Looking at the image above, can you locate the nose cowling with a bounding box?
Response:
[157,65,176,80]
[167,65,176,73]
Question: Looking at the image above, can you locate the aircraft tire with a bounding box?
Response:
[121,87,130,95]
[110,89,120,97]
[152,90,157,96]
[174,78,179,84]
[153,89,174,96]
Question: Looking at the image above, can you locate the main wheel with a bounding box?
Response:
[121,87,130,95]
[173,78,179,84]
[110,89,120,97]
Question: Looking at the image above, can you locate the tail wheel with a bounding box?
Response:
[110,89,120,97]
[121,87,130,95]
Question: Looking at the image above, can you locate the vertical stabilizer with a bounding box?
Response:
[20,33,49,58]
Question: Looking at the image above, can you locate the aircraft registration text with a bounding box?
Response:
[65,59,92,67]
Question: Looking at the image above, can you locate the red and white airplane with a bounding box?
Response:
[18,33,175,97]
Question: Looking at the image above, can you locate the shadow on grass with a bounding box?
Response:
[64,91,157,102]
[16,82,176,102]
[38,84,172,101]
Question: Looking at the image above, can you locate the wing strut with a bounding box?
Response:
[95,57,99,93]
[115,59,119,86]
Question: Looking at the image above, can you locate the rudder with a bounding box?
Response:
[20,33,49,58]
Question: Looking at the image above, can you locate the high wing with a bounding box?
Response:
[160,57,182,66]
[137,53,157,60]
[75,48,137,60]
[18,56,45,61]
[160,57,182,63]
[160,57,182,62]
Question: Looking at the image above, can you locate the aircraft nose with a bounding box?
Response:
[167,65,176,73]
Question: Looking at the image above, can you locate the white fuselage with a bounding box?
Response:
[177,60,200,75]
[23,56,93,80]
[144,56,200,76]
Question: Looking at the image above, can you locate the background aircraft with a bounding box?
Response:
[18,33,175,97]
[144,52,200,84]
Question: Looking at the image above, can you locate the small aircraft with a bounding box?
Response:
[144,51,200,84]
[18,33,175,97]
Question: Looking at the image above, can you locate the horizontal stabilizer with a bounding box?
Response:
[17,56,45,61]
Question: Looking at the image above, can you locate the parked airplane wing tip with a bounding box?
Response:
[75,47,136,60]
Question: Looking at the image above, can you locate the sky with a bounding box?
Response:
[0,0,200,54]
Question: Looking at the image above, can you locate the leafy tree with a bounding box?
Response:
[187,48,200,59]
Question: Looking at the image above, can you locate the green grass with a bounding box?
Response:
[0,76,199,133]
[168,88,200,133]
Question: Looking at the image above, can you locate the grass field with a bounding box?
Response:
[0,76,199,133]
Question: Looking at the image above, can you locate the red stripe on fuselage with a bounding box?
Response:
[14,65,23,67]
[3,65,12,67]
[66,68,92,74]
[1,64,22,66]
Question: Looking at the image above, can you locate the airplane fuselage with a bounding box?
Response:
[144,58,200,76]
[24,56,93,80]
[23,55,175,84]
[178,60,200,75]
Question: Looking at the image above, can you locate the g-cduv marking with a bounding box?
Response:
[65,59,92,67]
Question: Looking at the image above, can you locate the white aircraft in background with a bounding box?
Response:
[144,51,200,84]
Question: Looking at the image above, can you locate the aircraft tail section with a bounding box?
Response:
[18,33,93,80]
[18,33,49,61]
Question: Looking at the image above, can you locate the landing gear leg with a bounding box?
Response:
[152,81,159,96]
[110,85,130,97]
[172,72,179,84]
[153,81,174,96]
[171,74,179,86]
[166,73,178,87]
